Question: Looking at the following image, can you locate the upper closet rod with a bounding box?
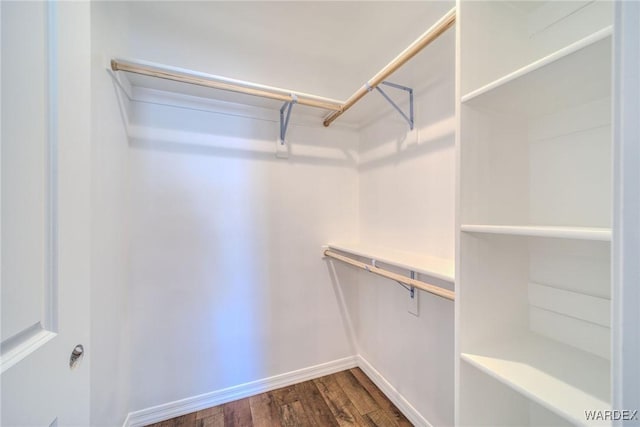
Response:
[323,7,456,127]
[110,59,343,112]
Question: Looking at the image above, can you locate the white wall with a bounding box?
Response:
[127,106,359,410]
[346,31,457,426]
[90,2,132,425]
[116,4,360,411]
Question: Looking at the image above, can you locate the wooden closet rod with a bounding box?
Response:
[324,249,455,301]
[323,7,456,127]
[110,59,344,112]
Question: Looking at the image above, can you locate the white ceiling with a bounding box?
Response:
[125,1,455,102]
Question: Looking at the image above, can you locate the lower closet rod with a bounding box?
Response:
[324,249,455,301]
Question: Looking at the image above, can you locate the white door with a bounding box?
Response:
[1,1,91,426]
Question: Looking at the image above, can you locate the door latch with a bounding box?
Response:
[69,344,84,368]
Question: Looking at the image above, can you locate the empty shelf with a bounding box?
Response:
[461,333,611,426]
[461,27,612,117]
[327,243,454,282]
[461,225,612,241]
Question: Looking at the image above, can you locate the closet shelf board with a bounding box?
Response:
[327,243,454,283]
[461,333,611,426]
[460,225,612,241]
[111,58,343,120]
[461,27,612,117]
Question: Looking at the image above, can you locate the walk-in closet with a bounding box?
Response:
[2,1,638,426]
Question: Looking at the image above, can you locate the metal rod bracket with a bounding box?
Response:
[374,81,414,130]
[410,271,416,299]
[395,280,413,294]
[394,271,418,297]
[279,94,297,144]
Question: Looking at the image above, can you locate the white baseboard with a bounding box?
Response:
[124,355,358,427]
[123,354,434,427]
[356,355,433,427]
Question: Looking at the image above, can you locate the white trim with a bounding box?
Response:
[121,413,131,427]
[453,2,463,425]
[121,355,438,427]
[123,356,358,427]
[612,1,640,421]
[356,355,433,427]
[0,328,56,374]
[44,0,59,334]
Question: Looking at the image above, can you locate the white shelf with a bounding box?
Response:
[460,225,612,242]
[326,243,454,283]
[461,27,612,117]
[111,58,343,120]
[461,334,611,426]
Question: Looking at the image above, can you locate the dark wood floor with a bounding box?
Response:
[147,368,412,427]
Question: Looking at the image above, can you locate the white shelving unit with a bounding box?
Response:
[457,1,614,426]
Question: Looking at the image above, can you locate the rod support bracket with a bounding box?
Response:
[397,271,417,298]
[410,271,417,299]
[279,94,298,145]
[374,81,414,130]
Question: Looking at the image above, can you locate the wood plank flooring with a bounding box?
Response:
[146,368,412,427]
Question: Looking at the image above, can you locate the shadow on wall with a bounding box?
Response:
[127,143,270,395]
[324,258,361,355]
[358,123,454,172]
[127,135,356,169]
[357,74,456,172]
